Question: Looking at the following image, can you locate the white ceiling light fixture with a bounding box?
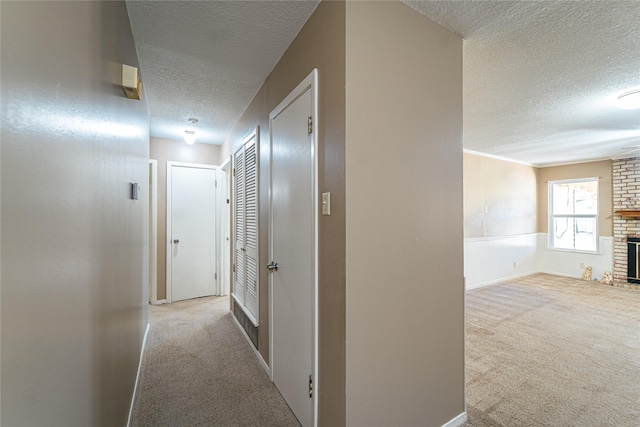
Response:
[184,130,196,145]
[184,118,199,145]
[616,89,640,110]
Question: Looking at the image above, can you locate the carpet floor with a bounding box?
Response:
[464,274,640,427]
[133,274,639,426]
[130,296,300,427]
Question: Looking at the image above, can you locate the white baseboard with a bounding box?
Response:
[537,270,581,280]
[152,299,166,305]
[466,271,536,290]
[231,314,270,375]
[127,322,150,427]
[442,411,467,427]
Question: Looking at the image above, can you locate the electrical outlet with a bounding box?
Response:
[580,262,585,269]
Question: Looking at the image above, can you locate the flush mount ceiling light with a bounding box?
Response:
[616,89,640,110]
[188,117,199,124]
[184,130,196,145]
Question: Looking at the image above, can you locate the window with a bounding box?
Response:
[549,178,598,252]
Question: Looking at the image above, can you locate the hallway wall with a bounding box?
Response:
[1,1,149,425]
[345,2,464,425]
[221,1,346,424]
[150,137,221,301]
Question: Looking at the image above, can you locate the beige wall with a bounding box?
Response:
[220,1,346,424]
[1,1,149,425]
[345,2,464,425]
[537,160,613,236]
[150,137,221,300]
[464,153,538,238]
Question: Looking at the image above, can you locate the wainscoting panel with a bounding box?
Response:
[464,233,614,289]
[537,234,613,281]
[464,233,538,289]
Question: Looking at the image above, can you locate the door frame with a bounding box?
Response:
[149,159,159,304]
[166,161,219,303]
[268,69,319,426]
[219,156,231,296]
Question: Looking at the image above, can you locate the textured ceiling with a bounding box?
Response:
[128,1,639,166]
[404,0,640,166]
[126,0,319,145]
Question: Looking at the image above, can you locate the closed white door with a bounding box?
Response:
[233,136,259,321]
[169,164,217,302]
[270,76,315,427]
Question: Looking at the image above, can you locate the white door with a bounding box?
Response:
[233,134,259,322]
[270,71,317,427]
[169,164,217,302]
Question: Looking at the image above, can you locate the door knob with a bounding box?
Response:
[267,262,278,272]
[173,239,180,244]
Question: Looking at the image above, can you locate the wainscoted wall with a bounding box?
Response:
[465,233,614,288]
[537,234,613,280]
[464,233,538,289]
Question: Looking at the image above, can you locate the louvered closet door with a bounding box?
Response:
[232,133,259,324]
[243,139,258,318]
[233,145,246,305]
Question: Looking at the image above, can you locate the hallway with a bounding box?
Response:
[131,296,300,426]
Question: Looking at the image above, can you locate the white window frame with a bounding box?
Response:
[548,177,599,253]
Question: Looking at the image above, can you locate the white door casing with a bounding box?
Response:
[166,162,218,302]
[149,160,159,304]
[219,158,231,296]
[269,69,318,427]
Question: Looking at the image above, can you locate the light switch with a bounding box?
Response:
[322,192,331,216]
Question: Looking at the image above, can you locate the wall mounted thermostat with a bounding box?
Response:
[131,182,140,200]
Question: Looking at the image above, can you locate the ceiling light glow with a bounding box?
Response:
[616,89,640,110]
[184,130,196,145]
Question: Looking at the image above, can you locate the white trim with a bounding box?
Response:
[539,157,618,167]
[537,269,583,279]
[155,299,166,305]
[268,69,319,427]
[166,161,219,303]
[463,149,534,167]
[464,232,537,243]
[441,412,468,427]
[231,312,270,375]
[548,177,599,253]
[219,156,232,297]
[126,322,150,427]
[463,148,619,169]
[148,160,158,305]
[466,272,536,290]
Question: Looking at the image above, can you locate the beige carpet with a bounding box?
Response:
[464,274,640,427]
[130,296,300,426]
[133,275,639,426]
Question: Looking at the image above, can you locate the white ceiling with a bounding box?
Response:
[127,1,640,167]
[406,0,640,166]
[125,0,320,144]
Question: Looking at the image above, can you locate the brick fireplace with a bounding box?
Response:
[612,157,640,289]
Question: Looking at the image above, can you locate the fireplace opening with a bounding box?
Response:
[628,238,640,284]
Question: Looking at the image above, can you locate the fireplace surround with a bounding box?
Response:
[628,238,640,284]
[613,157,640,288]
